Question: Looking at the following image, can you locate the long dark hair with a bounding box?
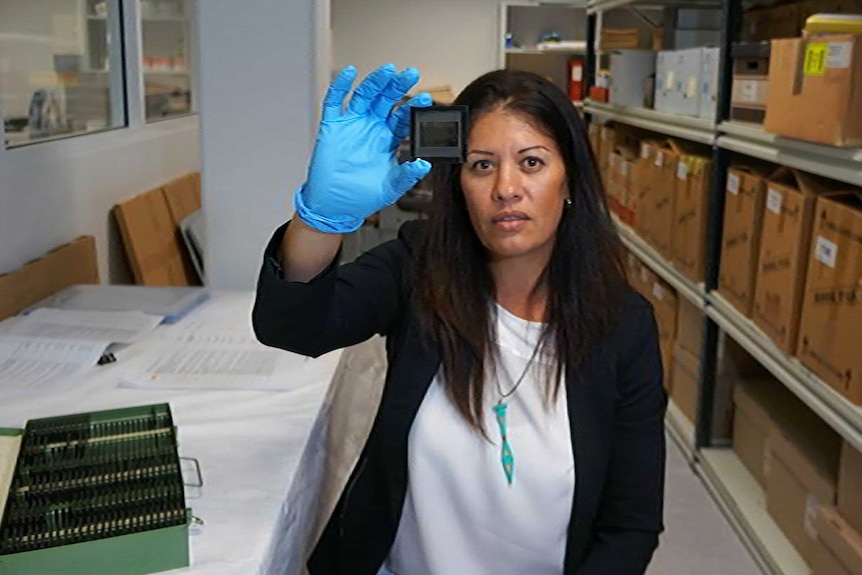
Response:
[415,69,628,433]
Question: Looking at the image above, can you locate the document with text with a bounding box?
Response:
[119,342,325,391]
[3,308,163,344]
[0,335,109,389]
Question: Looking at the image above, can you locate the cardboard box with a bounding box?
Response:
[671,343,700,424]
[838,442,862,535]
[719,165,771,317]
[609,146,640,227]
[671,152,712,282]
[753,169,821,355]
[731,75,769,106]
[661,338,675,393]
[764,36,862,147]
[648,141,681,259]
[588,122,600,157]
[768,2,803,38]
[0,236,99,321]
[733,377,821,488]
[733,386,771,487]
[648,277,679,341]
[634,140,663,244]
[742,7,772,41]
[676,297,704,357]
[699,47,721,121]
[610,50,657,108]
[798,192,862,405]
[814,507,862,575]
[766,404,841,565]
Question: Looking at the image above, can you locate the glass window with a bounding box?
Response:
[0,0,126,148]
[141,0,194,122]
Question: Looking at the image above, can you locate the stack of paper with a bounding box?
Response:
[0,309,163,390]
[27,285,209,323]
[0,335,109,390]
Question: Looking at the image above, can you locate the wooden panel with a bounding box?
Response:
[113,188,196,286]
[0,236,99,321]
[162,173,201,227]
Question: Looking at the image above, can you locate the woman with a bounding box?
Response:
[253,64,666,575]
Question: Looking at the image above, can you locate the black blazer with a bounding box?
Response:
[253,220,667,575]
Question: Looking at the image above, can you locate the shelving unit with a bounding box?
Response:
[500,3,587,101]
[615,220,706,308]
[584,1,862,574]
[586,100,717,145]
[698,449,808,575]
[707,293,862,455]
[505,47,586,55]
[717,122,862,187]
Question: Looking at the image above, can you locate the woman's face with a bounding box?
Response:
[460,109,569,264]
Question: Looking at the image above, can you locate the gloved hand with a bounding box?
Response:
[295,63,433,234]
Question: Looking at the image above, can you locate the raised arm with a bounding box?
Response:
[279,64,431,282]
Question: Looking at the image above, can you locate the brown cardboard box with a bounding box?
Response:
[768,2,803,38]
[752,168,820,355]
[588,123,600,158]
[766,405,841,565]
[798,192,862,405]
[113,188,198,286]
[838,442,862,535]
[610,146,639,227]
[607,152,623,217]
[599,125,616,174]
[0,236,99,321]
[764,36,862,147]
[648,277,678,342]
[807,0,862,18]
[814,507,862,575]
[635,140,663,244]
[733,390,770,487]
[649,141,681,259]
[733,376,820,488]
[719,165,771,317]
[742,7,772,41]
[671,343,700,424]
[676,297,704,358]
[661,338,675,393]
[671,153,713,282]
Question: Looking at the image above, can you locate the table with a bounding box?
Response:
[0,291,343,575]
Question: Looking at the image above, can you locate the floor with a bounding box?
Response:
[649,436,760,575]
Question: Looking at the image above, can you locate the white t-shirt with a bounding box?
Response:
[383,304,575,575]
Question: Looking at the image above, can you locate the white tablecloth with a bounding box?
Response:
[0,291,342,575]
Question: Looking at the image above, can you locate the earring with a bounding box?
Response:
[565,198,573,206]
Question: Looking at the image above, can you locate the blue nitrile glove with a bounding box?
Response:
[295,63,434,234]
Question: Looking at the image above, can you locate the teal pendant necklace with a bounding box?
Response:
[493,343,540,485]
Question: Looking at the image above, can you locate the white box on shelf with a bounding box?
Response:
[654,51,674,114]
[699,47,720,122]
[609,50,657,108]
[656,48,704,117]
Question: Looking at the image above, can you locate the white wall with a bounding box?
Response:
[0,0,201,284]
[0,118,201,283]
[332,0,502,96]
[199,0,320,290]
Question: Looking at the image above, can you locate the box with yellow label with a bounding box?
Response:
[764,35,862,147]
